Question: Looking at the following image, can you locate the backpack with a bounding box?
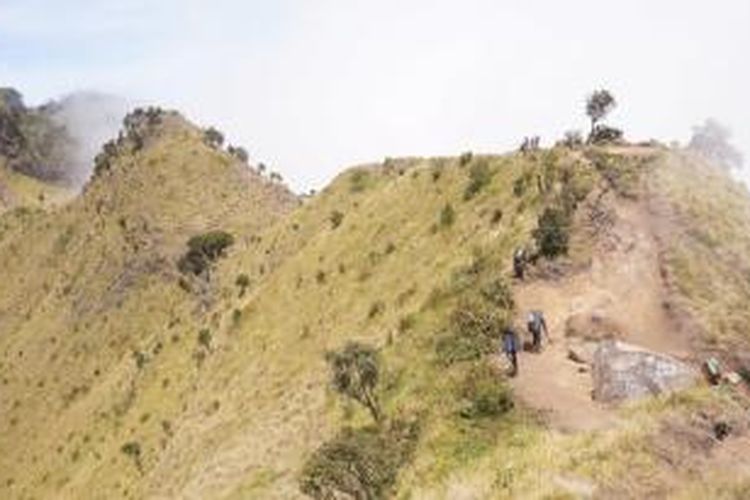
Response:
[527,311,543,333]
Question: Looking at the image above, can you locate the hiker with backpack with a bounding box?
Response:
[502,326,520,376]
[527,310,550,352]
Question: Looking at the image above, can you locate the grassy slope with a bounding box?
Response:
[0,114,297,499]
[654,152,750,351]
[2,135,750,500]
[0,158,74,213]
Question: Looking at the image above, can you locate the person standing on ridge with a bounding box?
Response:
[502,326,520,376]
[513,248,526,280]
[527,310,550,352]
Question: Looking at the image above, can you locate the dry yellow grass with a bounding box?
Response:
[1,127,750,500]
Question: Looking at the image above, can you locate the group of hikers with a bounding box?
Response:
[502,310,549,376]
[502,247,550,376]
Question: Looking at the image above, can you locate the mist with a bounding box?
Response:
[49,91,129,187]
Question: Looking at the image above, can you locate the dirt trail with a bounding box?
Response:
[508,193,691,432]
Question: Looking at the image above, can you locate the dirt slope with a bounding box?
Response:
[511,177,693,431]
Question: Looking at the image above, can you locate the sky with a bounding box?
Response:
[1,0,748,190]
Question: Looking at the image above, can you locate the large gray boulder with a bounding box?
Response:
[592,340,699,402]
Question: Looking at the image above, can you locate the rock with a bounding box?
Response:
[567,339,598,365]
[592,340,699,403]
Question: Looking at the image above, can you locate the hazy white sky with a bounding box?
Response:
[2,0,748,190]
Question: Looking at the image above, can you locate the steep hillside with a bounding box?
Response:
[2,122,750,500]
[0,108,297,499]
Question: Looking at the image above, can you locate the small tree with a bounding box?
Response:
[533,207,571,258]
[585,90,616,137]
[203,127,224,149]
[228,145,249,163]
[439,203,456,228]
[326,342,381,423]
[121,441,143,472]
[177,230,235,277]
[329,210,344,229]
[464,160,493,200]
[235,273,251,296]
[561,130,584,149]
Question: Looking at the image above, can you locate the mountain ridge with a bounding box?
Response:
[2,95,750,498]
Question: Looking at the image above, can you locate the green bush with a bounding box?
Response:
[121,441,143,472]
[177,230,235,276]
[398,314,416,333]
[368,301,385,319]
[480,278,514,309]
[299,420,419,500]
[329,210,344,229]
[464,160,493,200]
[459,151,473,167]
[235,273,251,296]
[436,301,506,366]
[439,203,456,228]
[458,362,514,419]
[198,329,212,350]
[589,124,623,145]
[227,145,249,163]
[132,350,147,370]
[203,127,224,148]
[533,207,571,258]
[490,208,503,224]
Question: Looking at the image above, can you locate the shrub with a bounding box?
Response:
[589,124,623,145]
[439,203,456,228]
[480,278,514,309]
[464,160,493,200]
[459,151,473,167]
[198,329,212,350]
[436,301,506,366]
[235,273,250,296]
[177,230,235,277]
[398,314,416,333]
[368,301,385,319]
[490,209,503,224]
[121,441,142,472]
[227,145,249,163]
[458,362,514,419]
[203,127,224,149]
[329,210,344,229]
[326,342,381,422]
[132,350,147,370]
[560,130,584,149]
[299,420,419,500]
[431,166,443,182]
[533,207,571,258]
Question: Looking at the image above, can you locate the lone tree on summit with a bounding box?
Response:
[585,89,616,135]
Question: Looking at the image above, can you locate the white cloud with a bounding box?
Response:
[3,0,749,190]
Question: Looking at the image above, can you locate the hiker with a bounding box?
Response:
[527,310,550,352]
[502,327,519,376]
[513,248,526,280]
